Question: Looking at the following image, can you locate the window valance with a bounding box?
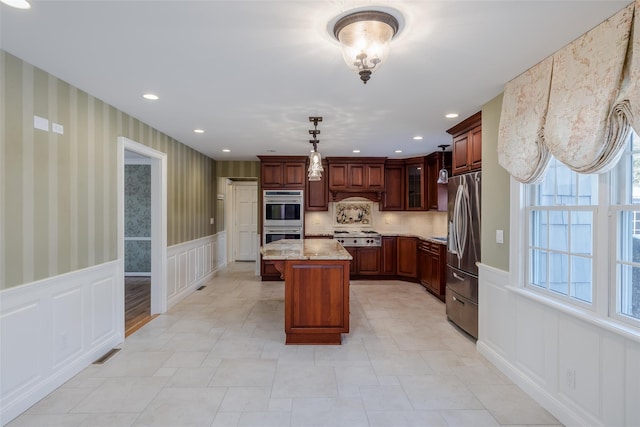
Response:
[498,1,636,182]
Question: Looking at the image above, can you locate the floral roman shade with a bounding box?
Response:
[498,1,637,181]
[497,57,553,183]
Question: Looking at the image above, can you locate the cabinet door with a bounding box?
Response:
[329,164,348,190]
[261,162,283,188]
[305,160,328,211]
[357,247,381,275]
[346,247,358,275]
[283,162,305,188]
[418,244,431,287]
[452,133,470,175]
[428,249,442,296]
[381,236,396,275]
[469,125,482,171]
[366,164,385,190]
[426,154,440,211]
[348,164,366,189]
[397,237,417,278]
[382,164,404,210]
[406,160,425,210]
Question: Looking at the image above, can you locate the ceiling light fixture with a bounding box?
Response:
[437,145,450,184]
[1,0,31,9]
[142,93,159,100]
[395,150,403,153]
[332,10,400,84]
[445,113,459,119]
[308,117,323,181]
[413,136,423,140]
[222,149,230,153]
[353,150,361,153]
[194,129,205,134]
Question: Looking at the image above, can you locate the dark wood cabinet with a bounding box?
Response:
[418,240,447,301]
[345,247,357,275]
[258,156,307,189]
[447,112,482,176]
[356,247,381,275]
[305,159,328,211]
[381,236,397,275]
[381,160,404,211]
[326,157,386,200]
[397,236,418,278]
[426,152,451,211]
[405,157,426,210]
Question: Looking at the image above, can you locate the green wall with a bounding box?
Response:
[481,93,510,271]
[1,51,216,289]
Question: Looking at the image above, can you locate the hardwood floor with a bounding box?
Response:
[124,276,155,337]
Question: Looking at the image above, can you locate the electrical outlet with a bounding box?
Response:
[496,229,504,244]
[210,218,214,225]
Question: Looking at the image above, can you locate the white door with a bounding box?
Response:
[233,182,258,261]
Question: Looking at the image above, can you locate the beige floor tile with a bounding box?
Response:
[132,387,226,426]
[399,374,484,410]
[271,365,337,398]
[440,409,501,426]
[468,384,559,425]
[70,377,168,413]
[209,359,276,387]
[6,413,88,427]
[218,387,271,412]
[78,413,139,427]
[290,397,368,427]
[237,411,291,427]
[359,385,413,412]
[366,410,448,427]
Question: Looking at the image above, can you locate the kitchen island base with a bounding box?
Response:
[284,260,350,345]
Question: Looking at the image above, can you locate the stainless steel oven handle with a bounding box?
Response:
[265,229,301,233]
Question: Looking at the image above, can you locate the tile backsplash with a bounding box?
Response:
[305,198,447,238]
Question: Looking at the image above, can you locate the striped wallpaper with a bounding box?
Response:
[1,51,216,289]
[214,161,259,233]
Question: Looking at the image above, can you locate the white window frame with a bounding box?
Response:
[510,162,640,338]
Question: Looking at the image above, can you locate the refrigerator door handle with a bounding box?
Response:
[452,272,465,281]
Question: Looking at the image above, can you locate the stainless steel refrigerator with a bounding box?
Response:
[446,171,481,339]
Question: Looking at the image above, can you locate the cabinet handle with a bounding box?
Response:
[452,296,465,305]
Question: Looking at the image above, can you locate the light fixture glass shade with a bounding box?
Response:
[437,168,449,184]
[1,0,31,9]
[333,11,399,84]
[308,151,324,181]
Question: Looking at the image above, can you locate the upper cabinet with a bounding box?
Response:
[326,157,386,201]
[381,159,405,211]
[447,111,482,175]
[305,159,329,211]
[258,156,307,189]
[405,157,426,210]
[426,151,451,211]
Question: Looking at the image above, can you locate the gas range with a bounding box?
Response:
[333,230,381,247]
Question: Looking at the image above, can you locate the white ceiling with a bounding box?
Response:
[1,0,631,161]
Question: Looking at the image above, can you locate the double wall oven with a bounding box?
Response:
[262,190,303,244]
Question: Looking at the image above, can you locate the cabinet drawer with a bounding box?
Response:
[446,287,478,339]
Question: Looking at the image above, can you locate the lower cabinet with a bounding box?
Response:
[397,237,418,278]
[418,240,447,301]
[346,246,381,276]
[381,236,397,275]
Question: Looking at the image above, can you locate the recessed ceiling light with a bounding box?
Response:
[395,150,403,153]
[413,136,423,140]
[353,149,361,153]
[193,129,205,134]
[142,93,159,100]
[1,0,31,9]
[445,113,459,119]
[222,149,230,153]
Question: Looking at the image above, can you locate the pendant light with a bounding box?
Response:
[308,117,323,181]
[436,144,450,184]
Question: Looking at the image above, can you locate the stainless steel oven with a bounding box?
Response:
[263,226,303,244]
[263,190,303,227]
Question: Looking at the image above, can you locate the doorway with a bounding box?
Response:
[226,180,258,263]
[117,137,167,339]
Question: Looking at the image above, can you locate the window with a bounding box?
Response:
[526,158,598,306]
[611,130,640,324]
[524,130,640,327]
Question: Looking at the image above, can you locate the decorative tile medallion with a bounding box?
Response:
[334,201,373,226]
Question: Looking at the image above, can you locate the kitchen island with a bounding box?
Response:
[261,239,352,345]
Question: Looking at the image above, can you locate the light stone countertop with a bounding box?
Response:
[261,238,353,261]
[303,233,448,246]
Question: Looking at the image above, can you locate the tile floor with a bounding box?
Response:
[8,262,562,427]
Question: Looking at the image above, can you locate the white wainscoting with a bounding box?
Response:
[477,263,640,427]
[166,233,226,308]
[0,261,122,425]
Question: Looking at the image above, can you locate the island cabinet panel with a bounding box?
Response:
[381,236,397,275]
[284,260,350,345]
[397,236,418,278]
